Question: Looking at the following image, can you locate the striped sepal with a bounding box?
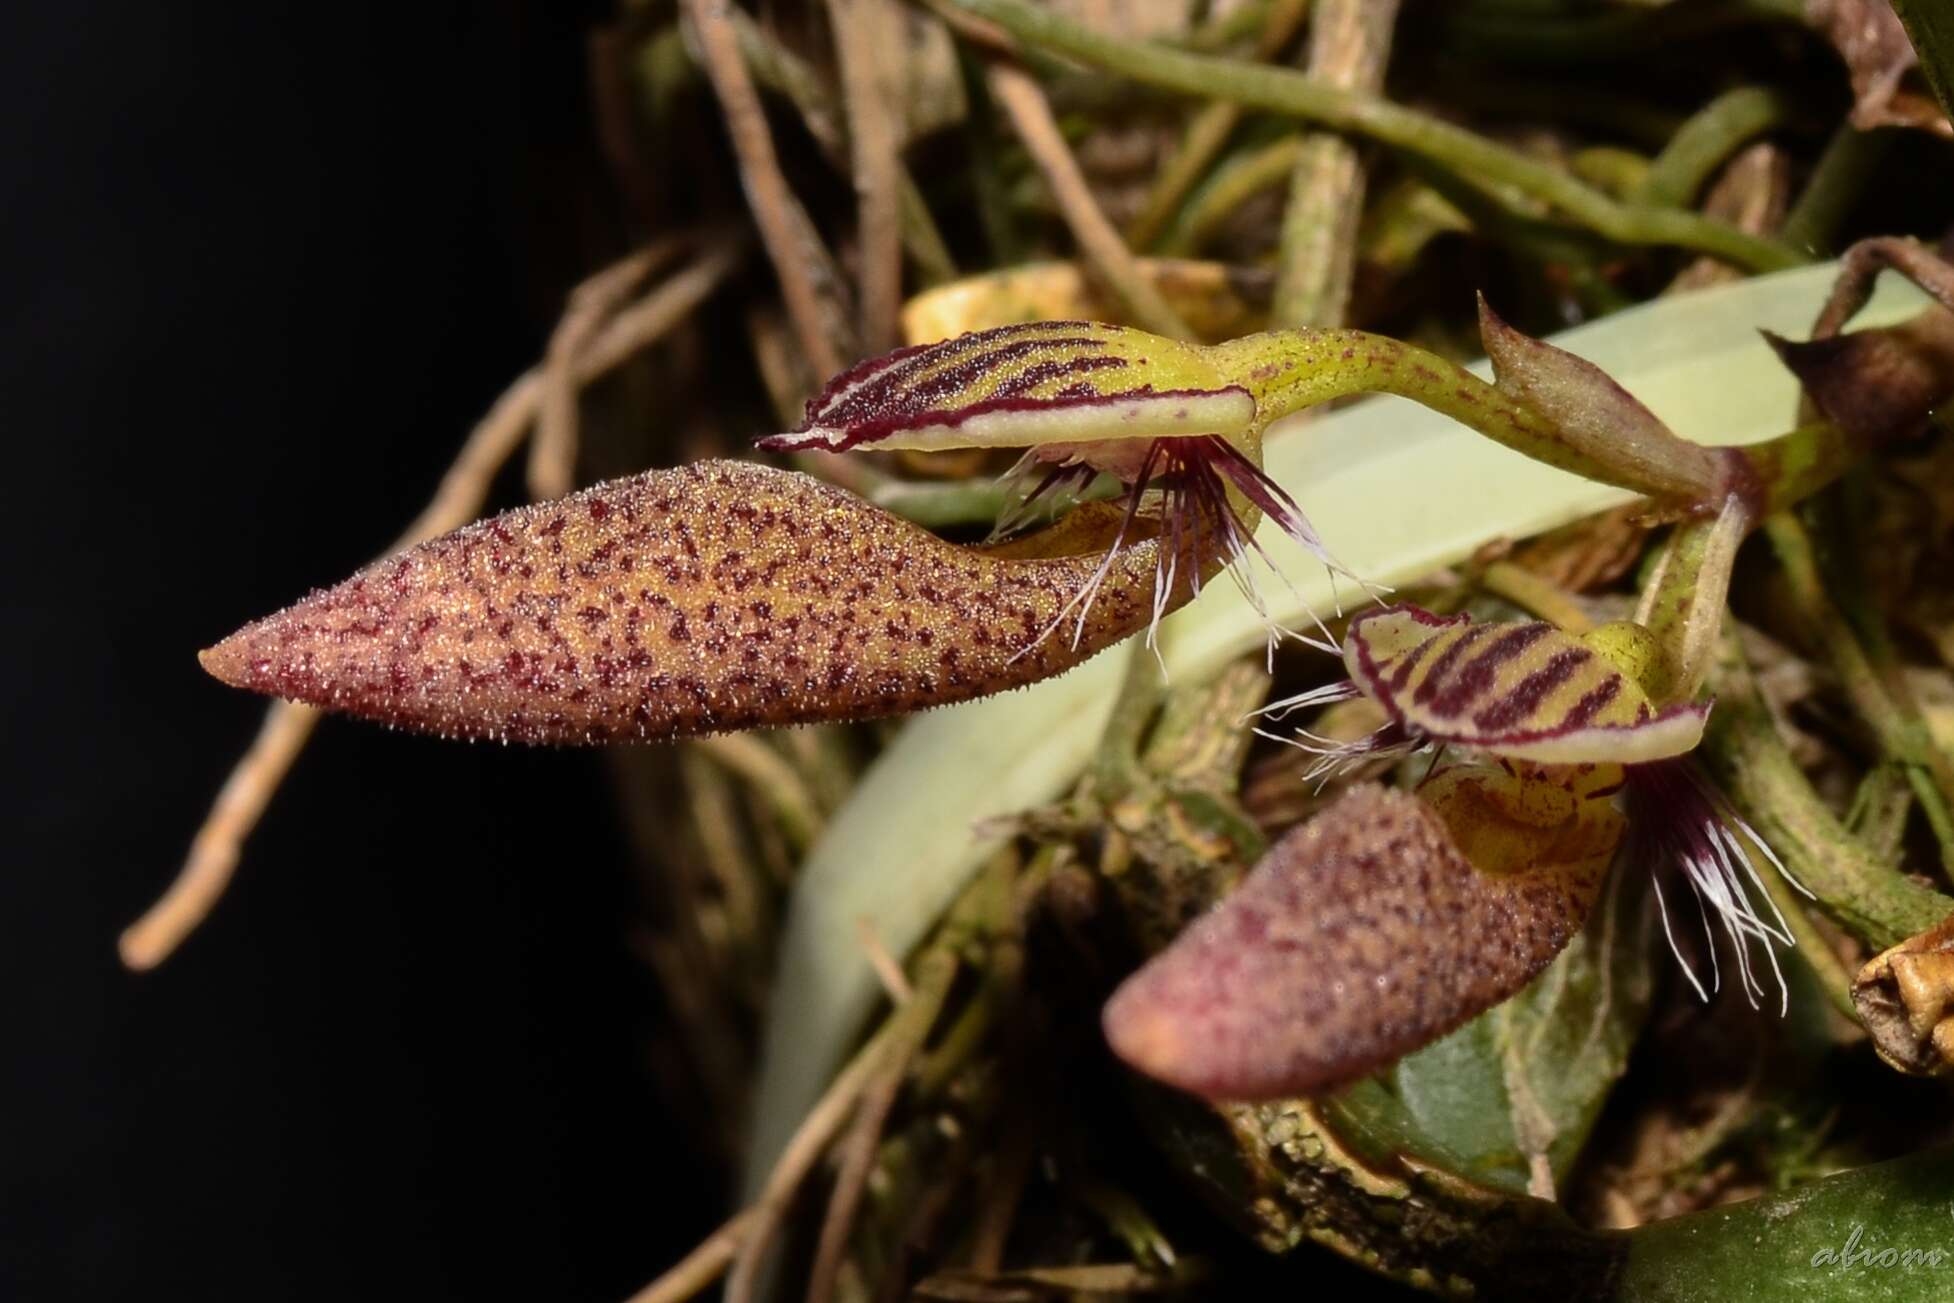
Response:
[1343,605,1707,765]
[757,321,1255,454]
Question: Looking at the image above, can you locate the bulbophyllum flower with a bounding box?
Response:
[201,322,1341,743]
[1105,603,1807,1102]
[760,319,1353,649]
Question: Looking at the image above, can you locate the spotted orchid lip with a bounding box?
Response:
[198,459,1173,745]
[756,319,1257,454]
[1103,781,1614,1099]
[1342,603,1710,766]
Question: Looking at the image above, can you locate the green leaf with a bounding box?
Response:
[1615,1142,1954,1302]
[1321,866,1655,1199]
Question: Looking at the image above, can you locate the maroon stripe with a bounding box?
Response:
[1409,624,1493,707]
[1422,622,1553,716]
[1558,675,1622,731]
[1470,646,1593,731]
[816,332,1078,427]
[1385,626,1440,694]
[986,353,1130,399]
[772,385,1248,452]
[802,321,1088,428]
[887,337,1110,415]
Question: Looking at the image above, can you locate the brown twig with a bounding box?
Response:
[694,732,825,853]
[723,946,959,1303]
[804,1045,907,1303]
[1271,0,1401,328]
[624,1209,759,1303]
[728,9,956,285]
[827,0,905,354]
[684,0,856,376]
[1810,235,1954,338]
[120,701,322,970]
[986,61,1196,339]
[529,242,676,501]
[856,917,914,1004]
[127,242,743,970]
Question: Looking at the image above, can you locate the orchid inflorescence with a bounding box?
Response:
[201,289,1932,1104]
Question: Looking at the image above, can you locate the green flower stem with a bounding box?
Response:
[1272,0,1400,330]
[1157,134,1304,255]
[1847,762,1916,864]
[944,0,1805,271]
[1634,498,1746,702]
[1359,177,1472,272]
[1570,146,1653,199]
[1209,328,1674,491]
[1754,835,1860,1022]
[1702,631,1954,951]
[1779,125,1898,257]
[1125,0,1311,251]
[869,471,1119,530]
[1478,561,1595,635]
[1738,420,1869,516]
[1636,86,1797,210]
[1092,640,1170,795]
[1763,512,1954,876]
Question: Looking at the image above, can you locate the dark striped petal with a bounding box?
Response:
[200,460,1174,744]
[1103,778,1619,1099]
[1343,604,1707,765]
[758,320,1254,454]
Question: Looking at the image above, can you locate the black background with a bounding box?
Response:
[5,3,716,1298]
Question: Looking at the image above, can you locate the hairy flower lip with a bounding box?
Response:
[1103,782,1607,1100]
[200,459,1205,745]
[1623,757,1805,1013]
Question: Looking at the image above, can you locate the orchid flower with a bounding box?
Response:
[1104,599,1812,1101]
[201,309,1786,743]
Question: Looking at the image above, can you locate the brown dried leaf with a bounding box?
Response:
[1808,0,1953,136]
[1765,307,1954,448]
[1505,503,1653,593]
[900,260,1272,346]
[1853,912,1954,1075]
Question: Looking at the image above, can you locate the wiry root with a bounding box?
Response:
[1626,759,1812,1014]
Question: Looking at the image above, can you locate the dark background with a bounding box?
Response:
[5,3,716,1298]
